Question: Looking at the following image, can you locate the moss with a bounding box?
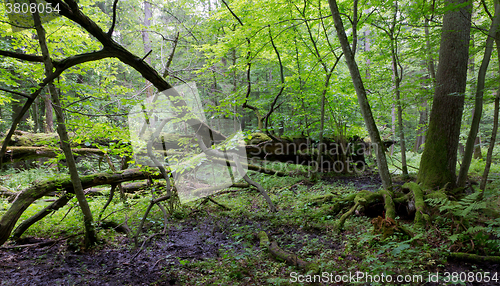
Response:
[380,189,396,219]
[245,132,271,145]
[417,136,455,189]
[404,182,428,228]
[8,132,59,147]
[281,135,305,143]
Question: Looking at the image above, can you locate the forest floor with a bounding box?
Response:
[1,173,499,285]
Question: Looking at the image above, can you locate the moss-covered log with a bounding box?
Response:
[0,130,188,150]
[2,146,105,163]
[257,231,319,274]
[449,252,500,263]
[0,168,164,246]
[12,193,73,239]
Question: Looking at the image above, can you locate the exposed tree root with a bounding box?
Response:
[313,189,415,235]
[403,182,429,228]
[449,252,500,263]
[380,189,396,220]
[335,200,361,231]
[257,231,319,274]
[371,216,414,239]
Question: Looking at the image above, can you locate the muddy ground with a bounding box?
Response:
[0,214,339,286]
[0,175,499,285]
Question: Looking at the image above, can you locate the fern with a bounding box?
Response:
[428,191,499,254]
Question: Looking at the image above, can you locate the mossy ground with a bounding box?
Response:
[1,155,500,285]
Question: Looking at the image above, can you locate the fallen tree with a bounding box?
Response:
[0,168,164,246]
[3,131,385,174]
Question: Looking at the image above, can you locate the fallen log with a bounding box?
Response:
[2,147,290,177]
[257,231,319,274]
[2,146,105,163]
[3,132,382,173]
[0,168,164,246]
[449,252,500,264]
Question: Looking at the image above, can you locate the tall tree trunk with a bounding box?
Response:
[142,1,155,122]
[31,4,97,247]
[481,7,500,191]
[391,48,408,176]
[43,92,53,133]
[386,2,408,176]
[414,102,427,152]
[390,103,395,155]
[468,34,483,160]
[457,3,500,187]
[328,0,392,190]
[417,0,471,189]
[414,20,435,152]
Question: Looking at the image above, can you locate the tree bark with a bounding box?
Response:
[328,0,392,190]
[480,28,500,191]
[457,3,500,187]
[31,4,97,247]
[0,168,164,246]
[417,0,471,189]
[43,91,53,133]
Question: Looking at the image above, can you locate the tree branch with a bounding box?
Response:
[107,0,119,36]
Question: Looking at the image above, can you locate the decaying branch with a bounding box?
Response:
[257,231,319,274]
[0,168,164,246]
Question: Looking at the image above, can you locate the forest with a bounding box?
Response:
[0,0,500,285]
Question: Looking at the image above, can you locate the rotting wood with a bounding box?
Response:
[0,168,164,246]
[449,252,500,264]
[257,231,319,274]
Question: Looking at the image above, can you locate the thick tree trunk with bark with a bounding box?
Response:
[417,0,471,189]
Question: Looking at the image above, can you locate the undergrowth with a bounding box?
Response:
[1,159,500,285]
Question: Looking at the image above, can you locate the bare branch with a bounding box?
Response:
[108,0,120,36]
[0,87,32,99]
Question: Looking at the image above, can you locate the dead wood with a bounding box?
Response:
[12,193,73,239]
[257,231,319,274]
[449,252,500,263]
[0,168,164,246]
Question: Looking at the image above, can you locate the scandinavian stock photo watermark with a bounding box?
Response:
[126,82,378,204]
[127,82,248,204]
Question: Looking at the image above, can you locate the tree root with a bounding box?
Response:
[403,182,430,228]
[371,216,414,239]
[257,231,319,274]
